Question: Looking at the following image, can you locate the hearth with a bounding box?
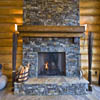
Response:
[38,52,66,76]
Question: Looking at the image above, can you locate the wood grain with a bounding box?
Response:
[0,0,23,81]
[0,1,23,7]
[0,7,23,15]
[80,1,100,8]
[80,8,100,15]
[0,39,22,47]
[0,55,22,63]
[0,24,15,33]
[18,25,85,33]
[0,15,23,24]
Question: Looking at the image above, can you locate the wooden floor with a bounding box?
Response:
[0,84,100,100]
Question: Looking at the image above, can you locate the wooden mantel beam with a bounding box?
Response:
[18,25,85,38]
[19,32,84,38]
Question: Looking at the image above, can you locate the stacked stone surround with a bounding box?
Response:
[22,37,80,78]
[15,83,87,95]
[23,0,79,26]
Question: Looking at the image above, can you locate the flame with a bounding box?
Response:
[45,62,48,71]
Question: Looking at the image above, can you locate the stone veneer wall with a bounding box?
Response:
[23,0,79,26]
[14,82,88,95]
[23,37,80,78]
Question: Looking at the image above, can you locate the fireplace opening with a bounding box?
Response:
[38,52,66,76]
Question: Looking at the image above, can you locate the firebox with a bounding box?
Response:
[38,52,66,76]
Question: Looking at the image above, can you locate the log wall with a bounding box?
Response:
[0,0,100,82]
[0,0,23,82]
[80,0,100,82]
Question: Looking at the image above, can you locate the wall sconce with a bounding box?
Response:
[15,24,18,32]
[84,24,87,32]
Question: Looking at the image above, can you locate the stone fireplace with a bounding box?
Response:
[14,0,89,95]
[14,26,89,95]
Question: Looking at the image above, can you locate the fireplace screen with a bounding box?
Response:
[38,52,66,76]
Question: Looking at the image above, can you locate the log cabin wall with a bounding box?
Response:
[80,0,100,82]
[0,0,100,82]
[0,0,23,82]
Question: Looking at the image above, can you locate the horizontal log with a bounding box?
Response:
[0,7,23,15]
[19,32,85,38]
[0,15,23,24]
[80,1,100,8]
[80,8,100,16]
[81,60,100,68]
[81,54,100,61]
[80,39,100,46]
[0,33,13,39]
[0,1,23,7]
[90,33,100,40]
[18,25,85,33]
[80,47,100,54]
[0,39,22,47]
[2,63,22,70]
[87,25,100,32]
[2,70,12,79]
[80,33,100,40]
[81,66,100,70]
[0,24,15,32]
[0,55,22,63]
[0,47,22,55]
[82,67,100,71]
[80,16,100,24]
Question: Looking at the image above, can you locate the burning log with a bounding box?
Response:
[44,62,48,71]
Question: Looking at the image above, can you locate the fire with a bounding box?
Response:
[45,62,48,71]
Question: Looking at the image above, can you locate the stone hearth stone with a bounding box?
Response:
[14,77,88,95]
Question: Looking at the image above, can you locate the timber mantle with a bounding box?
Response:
[18,25,85,37]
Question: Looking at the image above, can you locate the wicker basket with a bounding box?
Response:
[16,64,30,83]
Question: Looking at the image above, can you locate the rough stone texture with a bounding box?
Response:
[14,83,88,95]
[1,83,100,100]
[23,0,79,26]
[14,77,88,95]
[23,37,80,78]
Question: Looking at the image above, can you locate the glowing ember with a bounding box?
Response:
[45,62,48,71]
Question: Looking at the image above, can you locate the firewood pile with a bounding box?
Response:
[16,64,30,83]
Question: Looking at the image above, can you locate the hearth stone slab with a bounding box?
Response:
[14,77,88,95]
